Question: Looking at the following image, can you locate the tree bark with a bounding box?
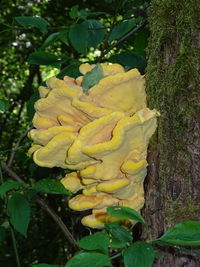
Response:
[142,0,200,266]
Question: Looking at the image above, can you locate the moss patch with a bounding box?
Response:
[165,198,200,226]
[146,0,200,227]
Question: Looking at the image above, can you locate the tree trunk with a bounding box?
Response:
[142,0,200,266]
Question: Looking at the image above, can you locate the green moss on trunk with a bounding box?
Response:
[146,0,200,227]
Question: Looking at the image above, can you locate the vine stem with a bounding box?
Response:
[1,163,79,250]
[7,127,32,168]
[10,227,21,267]
[0,165,21,267]
[110,252,121,260]
[97,20,147,62]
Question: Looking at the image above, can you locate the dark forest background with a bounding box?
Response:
[0,0,199,266]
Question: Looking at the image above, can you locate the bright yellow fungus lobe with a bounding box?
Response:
[28,62,159,228]
[61,172,83,193]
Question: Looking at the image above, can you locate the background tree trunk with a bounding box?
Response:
[142,0,200,266]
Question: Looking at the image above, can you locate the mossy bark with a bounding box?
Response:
[143,0,200,265]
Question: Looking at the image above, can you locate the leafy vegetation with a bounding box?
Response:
[0,0,199,266]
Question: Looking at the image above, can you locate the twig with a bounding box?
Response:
[35,197,78,248]
[0,165,22,267]
[6,101,25,154]
[10,227,21,267]
[1,163,27,185]
[1,163,78,250]
[110,252,121,260]
[97,20,147,62]
[7,127,32,168]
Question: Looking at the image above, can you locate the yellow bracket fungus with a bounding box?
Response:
[28,63,159,228]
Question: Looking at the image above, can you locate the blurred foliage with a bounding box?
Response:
[0,0,151,266]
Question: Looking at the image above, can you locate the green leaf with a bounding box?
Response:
[1,221,9,229]
[69,22,89,53]
[86,11,107,17]
[58,30,69,45]
[134,28,149,56]
[26,90,40,119]
[69,6,89,20]
[57,64,81,79]
[174,246,200,257]
[82,64,104,93]
[154,240,200,257]
[25,189,37,201]
[69,6,105,20]
[110,237,125,249]
[157,221,200,246]
[86,20,105,48]
[7,193,30,237]
[0,180,21,198]
[32,264,61,267]
[41,32,60,49]
[123,241,155,267]
[69,5,79,19]
[116,51,146,69]
[106,223,132,249]
[28,52,67,66]
[14,16,49,33]
[65,252,112,267]
[77,231,110,254]
[0,99,9,112]
[109,18,136,42]
[0,226,6,242]
[107,206,147,227]
[32,178,71,195]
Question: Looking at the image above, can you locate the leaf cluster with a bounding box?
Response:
[1,0,198,266]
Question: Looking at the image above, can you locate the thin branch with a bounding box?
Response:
[1,163,26,185]
[4,65,40,152]
[1,163,78,250]
[0,28,12,34]
[6,99,27,154]
[110,252,121,260]
[35,197,78,249]
[7,127,32,168]
[97,20,147,62]
[0,166,21,266]
[10,227,21,267]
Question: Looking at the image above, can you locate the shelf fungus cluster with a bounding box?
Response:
[28,63,159,228]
